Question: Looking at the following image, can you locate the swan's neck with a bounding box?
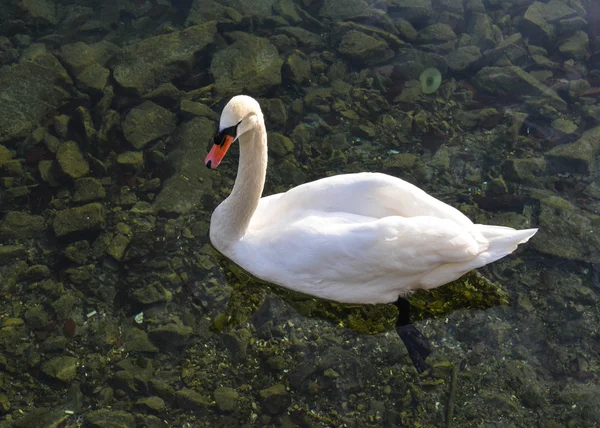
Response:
[211,123,267,249]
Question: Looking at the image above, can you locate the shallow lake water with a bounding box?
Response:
[0,0,599,427]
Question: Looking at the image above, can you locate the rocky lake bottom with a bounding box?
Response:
[1,0,600,426]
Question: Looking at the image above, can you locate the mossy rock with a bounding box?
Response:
[210,35,283,96]
[53,203,106,237]
[56,141,89,179]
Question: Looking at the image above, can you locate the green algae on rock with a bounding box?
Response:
[122,101,177,150]
[0,54,71,142]
[56,141,89,179]
[53,203,106,237]
[210,35,283,96]
[111,22,217,96]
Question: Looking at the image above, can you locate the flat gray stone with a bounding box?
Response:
[123,101,177,149]
[210,35,283,97]
[111,22,216,96]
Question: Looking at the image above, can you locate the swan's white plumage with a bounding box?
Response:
[207,96,538,304]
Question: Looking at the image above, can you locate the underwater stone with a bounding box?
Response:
[53,203,106,237]
[211,35,283,97]
[123,327,158,353]
[106,234,131,261]
[64,240,90,264]
[551,118,578,134]
[73,177,106,202]
[111,23,216,96]
[521,2,555,42]
[116,151,144,169]
[319,0,372,20]
[0,144,12,165]
[446,46,481,71]
[148,324,193,349]
[0,245,27,265]
[153,117,214,214]
[0,211,45,241]
[502,158,546,185]
[418,23,456,43]
[470,13,497,51]
[259,98,287,129]
[130,281,172,305]
[185,0,243,26]
[533,196,600,263]
[279,27,323,49]
[123,101,177,149]
[337,30,390,65]
[268,133,294,158]
[175,388,211,410]
[388,0,433,24]
[0,54,71,142]
[546,125,600,175]
[283,50,312,84]
[473,66,567,112]
[56,141,89,179]
[180,100,219,121]
[259,384,289,414]
[136,396,165,413]
[214,387,239,412]
[2,0,58,26]
[274,0,301,23]
[85,410,135,428]
[78,63,110,93]
[41,356,78,383]
[559,30,589,60]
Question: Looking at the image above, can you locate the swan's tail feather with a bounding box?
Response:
[419,226,537,290]
[474,225,538,264]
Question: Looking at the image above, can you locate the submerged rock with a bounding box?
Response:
[473,66,567,112]
[532,196,600,264]
[446,46,481,71]
[337,30,391,65]
[111,22,216,96]
[282,50,311,84]
[546,125,600,175]
[0,212,45,241]
[73,178,106,202]
[53,203,106,237]
[214,386,239,412]
[85,410,136,428]
[153,117,215,214]
[1,0,58,26]
[56,141,89,179]
[210,35,283,96]
[0,54,71,142]
[41,356,78,383]
[319,0,373,20]
[122,101,177,149]
[259,384,289,414]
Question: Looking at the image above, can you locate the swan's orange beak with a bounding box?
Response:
[205,134,234,169]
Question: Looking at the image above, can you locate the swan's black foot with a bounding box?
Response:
[396,324,431,373]
[395,297,431,374]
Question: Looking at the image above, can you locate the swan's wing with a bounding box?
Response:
[253,172,473,228]
[237,213,486,304]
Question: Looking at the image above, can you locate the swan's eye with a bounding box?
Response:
[214,125,236,146]
[215,120,242,146]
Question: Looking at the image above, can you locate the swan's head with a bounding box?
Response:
[205,95,263,169]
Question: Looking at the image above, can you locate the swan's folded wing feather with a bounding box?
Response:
[254,172,474,227]
[237,214,485,300]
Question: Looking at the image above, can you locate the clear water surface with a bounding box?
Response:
[0,0,599,427]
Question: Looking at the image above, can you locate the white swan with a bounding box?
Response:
[206,95,538,306]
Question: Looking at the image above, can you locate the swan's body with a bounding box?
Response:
[206,96,538,305]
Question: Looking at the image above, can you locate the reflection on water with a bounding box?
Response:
[0,0,599,426]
